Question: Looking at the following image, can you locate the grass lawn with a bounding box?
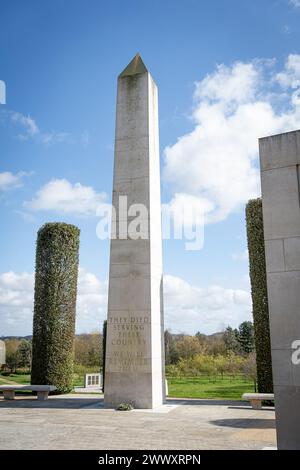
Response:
[73,374,85,388]
[167,375,255,400]
[0,373,255,400]
[0,373,31,394]
[0,374,31,385]
[0,372,91,390]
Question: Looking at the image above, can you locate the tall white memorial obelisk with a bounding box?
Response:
[104,54,165,409]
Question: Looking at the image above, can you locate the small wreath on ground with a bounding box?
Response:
[116,403,134,411]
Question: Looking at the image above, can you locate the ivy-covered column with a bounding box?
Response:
[246,198,273,393]
[31,223,80,393]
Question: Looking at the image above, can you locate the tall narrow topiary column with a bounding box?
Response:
[31,223,80,393]
[246,198,273,393]
[102,320,107,392]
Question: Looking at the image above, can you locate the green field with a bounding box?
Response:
[167,376,255,399]
[0,373,254,400]
[0,374,31,385]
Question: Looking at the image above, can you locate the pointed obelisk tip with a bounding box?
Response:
[119,53,148,77]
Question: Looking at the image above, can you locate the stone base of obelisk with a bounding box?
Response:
[104,372,164,409]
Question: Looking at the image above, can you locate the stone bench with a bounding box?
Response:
[0,385,56,401]
[242,393,274,409]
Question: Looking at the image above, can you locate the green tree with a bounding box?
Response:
[17,340,32,369]
[195,331,206,343]
[5,339,21,373]
[242,352,257,392]
[31,223,80,393]
[88,348,99,367]
[246,198,273,393]
[237,321,255,354]
[214,355,227,379]
[74,333,103,367]
[176,335,205,359]
[205,335,227,356]
[164,330,179,365]
[224,352,244,377]
[223,326,240,354]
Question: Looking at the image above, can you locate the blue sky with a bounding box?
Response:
[1,0,300,336]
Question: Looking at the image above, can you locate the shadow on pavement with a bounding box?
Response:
[210,418,276,429]
[167,398,247,407]
[227,405,275,411]
[0,396,274,412]
[0,397,107,410]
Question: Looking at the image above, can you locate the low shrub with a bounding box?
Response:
[116,403,133,411]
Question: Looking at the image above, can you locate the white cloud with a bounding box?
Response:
[1,109,88,145]
[0,268,108,337]
[76,268,108,333]
[163,56,300,224]
[0,171,28,191]
[194,62,259,108]
[24,178,107,216]
[0,270,251,336]
[0,271,34,335]
[0,271,34,305]
[276,54,300,90]
[164,274,251,334]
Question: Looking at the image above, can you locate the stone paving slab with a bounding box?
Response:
[0,395,277,450]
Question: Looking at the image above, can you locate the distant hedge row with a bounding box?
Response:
[31,223,80,393]
[246,199,273,393]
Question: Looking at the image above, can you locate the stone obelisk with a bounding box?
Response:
[104,54,165,409]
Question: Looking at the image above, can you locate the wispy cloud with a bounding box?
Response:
[40,131,71,145]
[39,130,90,146]
[1,109,90,146]
[289,0,300,8]
[10,112,39,138]
[281,25,291,35]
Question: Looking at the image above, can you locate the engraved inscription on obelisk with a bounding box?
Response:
[104,54,165,409]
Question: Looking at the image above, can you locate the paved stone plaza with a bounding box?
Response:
[0,395,276,450]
